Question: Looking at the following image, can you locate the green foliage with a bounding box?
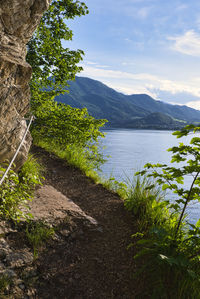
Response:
[27,0,89,102]
[131,227,200,298]
[124,176,177,232]
[19,154,44,187]
[26,222,55,258]
[31,100,107,162]
[26,0,88,131]
[137,126,200,238]
[0,155,42,221]
[34,130,106,174]
[100,176,127,197]
[129,126,200,297]
[27,0,107,169]
[30,87,107,170]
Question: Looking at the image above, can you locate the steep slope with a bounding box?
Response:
[56,77,149,126]
[126,112,185,129]
[127,94,200,123]
[56,76,200,128]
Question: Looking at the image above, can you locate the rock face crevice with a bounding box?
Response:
[0,0,50,169]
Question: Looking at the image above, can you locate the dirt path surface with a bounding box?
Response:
[31,146,142,299]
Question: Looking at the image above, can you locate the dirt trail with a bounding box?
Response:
[31,146,143,299]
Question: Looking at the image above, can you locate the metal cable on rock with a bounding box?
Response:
[0,115,35,186]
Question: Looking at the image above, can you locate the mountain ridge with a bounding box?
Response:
[56,76,200,129]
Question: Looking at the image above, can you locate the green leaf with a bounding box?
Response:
[195,219,200,228]
[162,184,170,191]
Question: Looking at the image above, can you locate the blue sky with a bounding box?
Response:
[64,0,200,109]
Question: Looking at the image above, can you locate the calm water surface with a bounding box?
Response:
[100,129,200,223]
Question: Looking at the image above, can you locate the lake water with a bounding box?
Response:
[100,129,200,224]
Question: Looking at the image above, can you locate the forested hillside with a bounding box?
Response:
[56,76,200,129]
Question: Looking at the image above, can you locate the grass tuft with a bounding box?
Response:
[26,221,55,258]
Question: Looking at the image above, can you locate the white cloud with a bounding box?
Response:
[124,38,145,50]
[121,3,153,19]
[79,64,200,110]
[186,101,200,110]
[108,83,157,98]
[81,65,200,97]
[168,30,200,57]
[85,61,109,68]
[137,7,150,19]
[95,65,110,68]
[81,65,158,82]
[176,4,188,11]
[85,61,97,65]
[121,61,136,67]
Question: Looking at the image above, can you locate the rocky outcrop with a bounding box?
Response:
[30,185,98,227]
[0,0,50,169]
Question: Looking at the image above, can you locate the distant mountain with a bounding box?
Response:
[56,76,200,129]
[125,112,185,130]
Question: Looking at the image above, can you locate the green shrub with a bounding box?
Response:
[128,125,200,298]
[130,224,200,298]
[124,176,178,232]
[34,139,106,181]
[0,155,43,221]
[19,154,44,186]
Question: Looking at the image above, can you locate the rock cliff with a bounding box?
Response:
[0,0,50,169]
